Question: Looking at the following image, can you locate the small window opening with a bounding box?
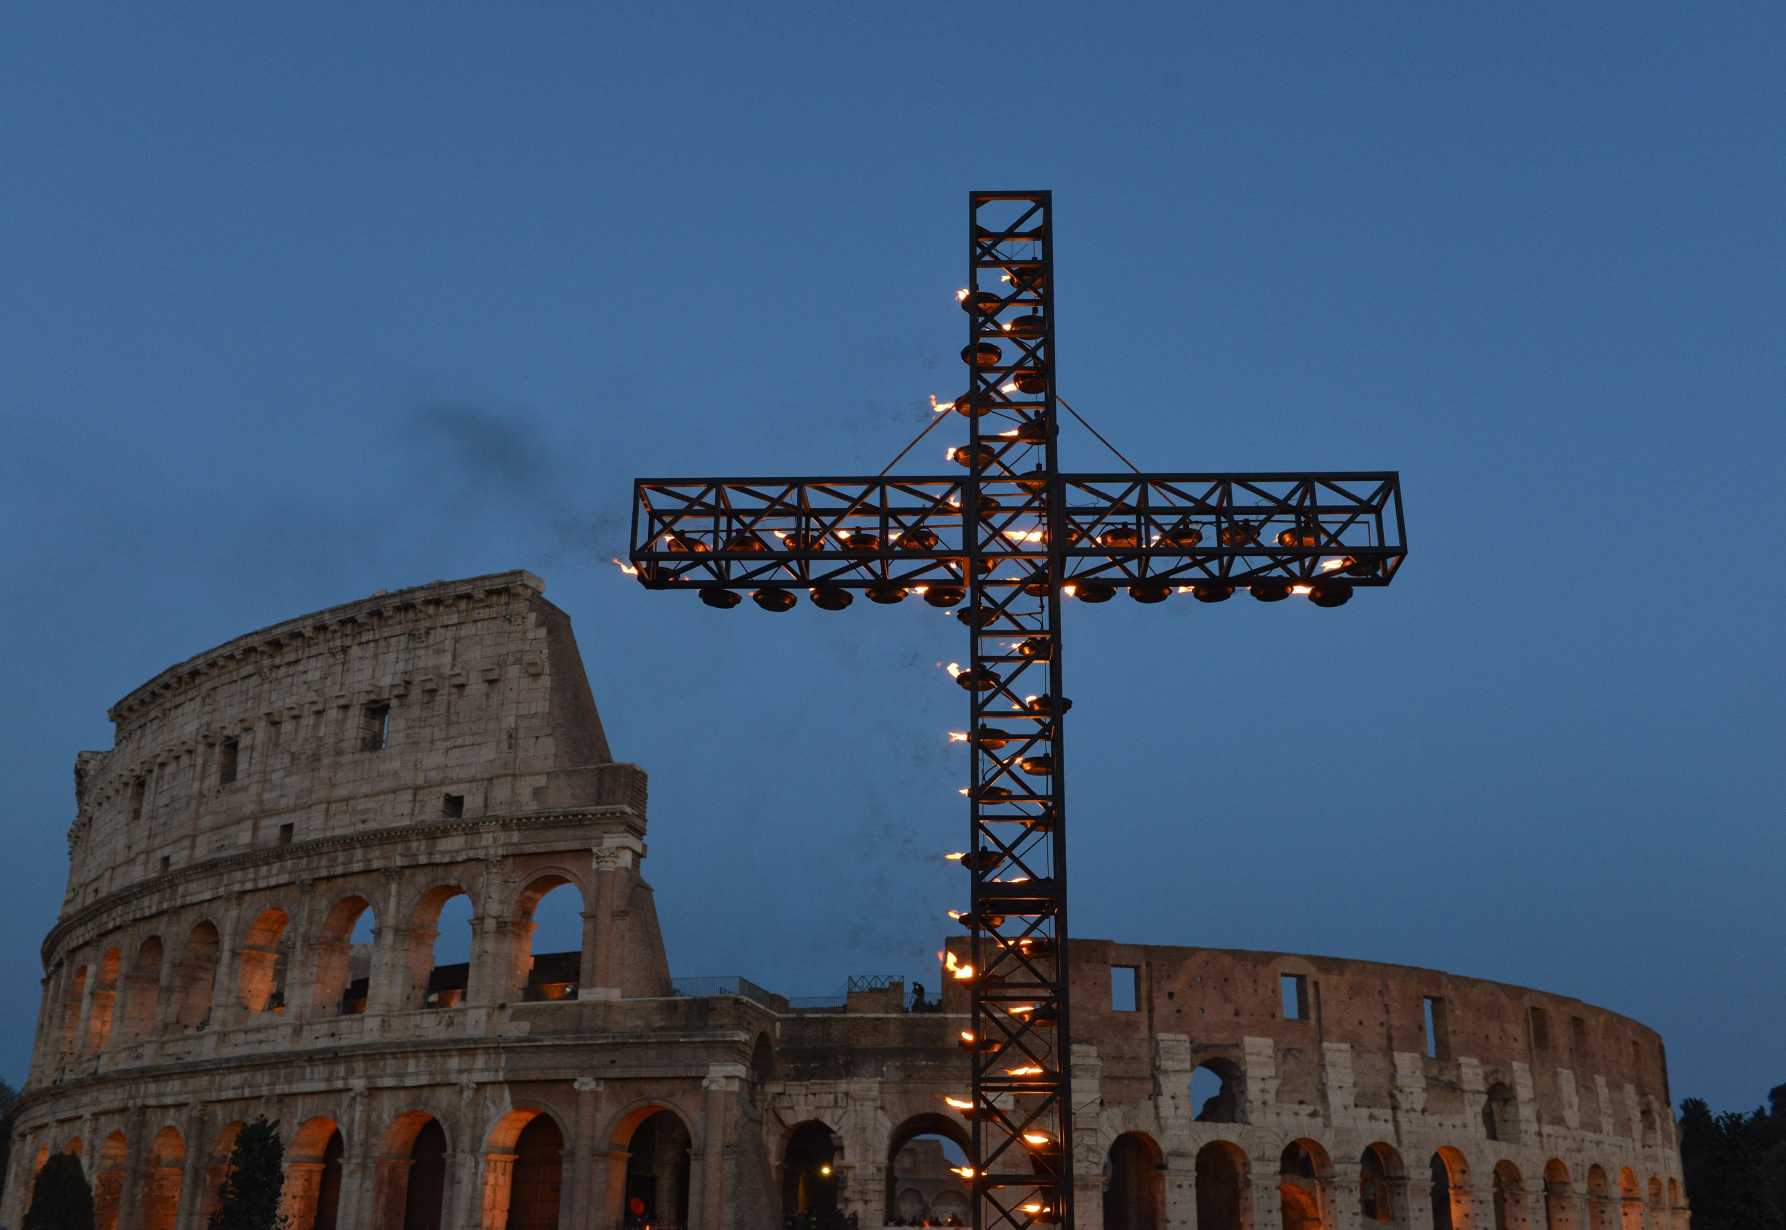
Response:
[1280,973,1309,1021]
[362,703,391,752]
[218,738,239,785]
[159,855,171,875]
[277,823,294,846]
[130,777,147,821]
[1111,965,1138,1012]
[442,793,465,819]
[1423,996,1450,1059]
[1570,1015,1588,1061]
[1530,1006,1551,1050]
[1631,1039,1641,1072]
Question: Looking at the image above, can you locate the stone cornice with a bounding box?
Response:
[107,570,545,725]
[41,806,637,963]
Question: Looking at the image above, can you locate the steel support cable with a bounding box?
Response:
[1057,394,1141,475]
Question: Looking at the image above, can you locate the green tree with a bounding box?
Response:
[1680,1091,1786,1230]
[23,1152,95,1230]
[208,1117,287,1230]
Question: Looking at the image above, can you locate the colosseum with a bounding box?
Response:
[6,571,1687,1230]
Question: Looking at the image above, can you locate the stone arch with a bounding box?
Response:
[607,1105,693,1230]
[1586,1165,1613,1230]
[238,906,292,1014]
[203,1122,245,1226]
[886,1112,971,1222]
[482,1107,568,1230]
[1431,1147,1471,1230]
[173,921,221,1030]
[1646,1177,1664,1216]
[1493,1160,1527,1230]
[1104,1130,1164,1230]
[379,1110,449,1230]
[1361,1142,1408,1227]
[1639,1103,1659,1148]
[1543,1160,1574,1230]
[142,1125,185,1230]
[93,1130,127,1230]
[1280,1138,1334,1230]
[283,1115,345,1230]
[121,936,164,1043]
[1483,1081,1520,1144]
[1617,1168,1642,1230]
[1192,1056,1247,1123]
[510,872,586,1001]
[59,964,89,1060]
[1197,1140,1252,1230]
[62,1135,85,1159]
[750,1032,777,1086]
[407,882,477,1010]
[311,894,377,1016]
[783,1119,839,1222]
[84,947,123,1054]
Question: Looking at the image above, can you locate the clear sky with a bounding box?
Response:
[2,3,1781,1113]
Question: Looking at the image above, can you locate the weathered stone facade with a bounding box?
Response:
[8,572,1688,1230]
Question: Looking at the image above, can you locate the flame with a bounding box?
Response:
[1005,1064,1044,1077]
[913,585,930,595]
[1291,585,1313,595]
[941,951,975,981]
[1000,321,1013,332]
[1320,557,1348,572]
[997,428,1020,438]
[947,909,965,920]
[610,557,638,577]
[944,1096,974,1111]
[1021,1202,1048,1215]
[955,288,970,302]
[930,394,953,414]
[948,731,969,743]
[957,787,970,796]
[960,1030,976,1043]
[1176,586,1195,594]
[1001,381,1019,393]
[950,1166,977,1180]
[1024,694,1038,704]
[1023,1132,1052,1146]
[999,273,1012,283]
[945,851,966,861]
[946,445,960,461]
[1001,528,1044,543]
[943,661,964,678]
[1062,583,1076,596]
[1007,1004,1036,1017]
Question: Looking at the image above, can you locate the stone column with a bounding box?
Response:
[72,960,99,1060]
[1405,1176,1436,1230]
[281,882,317,1023]
[1254,1177,1285,1230]
[209,905,244,1035]
[702,1064,746,1229]
[334,1086,372,1230]
[584,838,643,998]
[593,1148,631,1230]
[1162,1159,1197,1229]
[577,908,601,998]
[177,1104,209,1230]
[116,1104,147,1230]
[569,1077,601,1228]
[445,1080,481,1230]
[483,1152,517,1230]
[1332,1158,1363,1230]
[371,1156,415,1230]
[367,869,408,1014]
[281,1162,325,1230]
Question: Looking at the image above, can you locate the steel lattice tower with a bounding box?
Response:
[626,190,1407,1228]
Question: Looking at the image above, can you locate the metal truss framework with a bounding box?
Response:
[627,192,1407,1228]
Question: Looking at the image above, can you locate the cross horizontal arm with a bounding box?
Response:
[628,471,1407,594]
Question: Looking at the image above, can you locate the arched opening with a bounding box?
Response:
[482,1108,567,1230]
[1646,1178,1664,1224]
[380,1114,448,1230]
[750,1033,777,1102]
[60,965,88,1060]
[122,937,165,1042]
[1617,1169,1641,1230]
[514,876,585,1001]
[410,886,474,1010]
[239,907,291,1013]
[1192,1058,1245,1123]
[1586,1165,1613,1230]
[1639,1105,1659,1148]
[93,1131,127,1230]
[142,1126,185,1230]
[1483,1082,1519,1144]
[1196,1141,1251,1230]
[618,1109,691,1228]
[283,1117,345,1230]
[174,922,221,1030]
[783,1120,839,1222]
[203,1123,244,1226]
[1103,1131,1164,1230]
[1361,1143,1407,1226]
[1543,1160,1574,1230]
[312,896,377,1016]
[1280,1139,1333,1230]
[85,948,123,1054]
[1430,1148,1470,1230]
[1493,1161,1526,1230]
[886,1113,970,1225]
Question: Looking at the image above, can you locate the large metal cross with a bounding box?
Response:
[626,190,1407,1229]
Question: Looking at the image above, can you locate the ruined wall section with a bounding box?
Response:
[62,572,619,912]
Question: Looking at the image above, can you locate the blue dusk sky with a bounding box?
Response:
[2,4,1781,1112]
